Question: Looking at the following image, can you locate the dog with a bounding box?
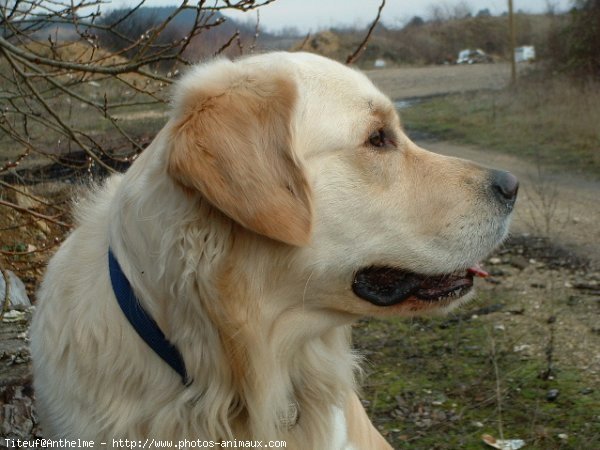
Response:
[30,52,518,449]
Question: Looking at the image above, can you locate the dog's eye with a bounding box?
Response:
[368,129,387,148]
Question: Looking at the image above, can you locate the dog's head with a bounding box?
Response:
[166,52,517,318]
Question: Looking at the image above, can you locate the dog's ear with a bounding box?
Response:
[168,68,312,246]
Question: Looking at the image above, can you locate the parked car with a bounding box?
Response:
[456,48,492,64]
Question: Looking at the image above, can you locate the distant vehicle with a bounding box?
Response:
[456,49,492,64]
[514,46,536,63]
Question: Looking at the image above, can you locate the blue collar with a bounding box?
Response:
[108,248,190,385]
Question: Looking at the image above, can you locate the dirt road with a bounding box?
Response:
[366,63,512,99]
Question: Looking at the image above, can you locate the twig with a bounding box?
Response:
[0,148,30,173]
[1,45,116,173]
[8,51,146,153]
[0,35,173,83]
[0,0,280,235]
[249,9,260,53]
[297,32,311,51]
[1,268,10,316]
[346,0,386,65]
[0,180,67,213]
[486,326,505,440]
[214,30,240,56]
[0,244,60,256]
[0,199,71,228]
[539,316,556,381]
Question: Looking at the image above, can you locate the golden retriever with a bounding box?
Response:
[30,52,518,449]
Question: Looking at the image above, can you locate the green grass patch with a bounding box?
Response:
[401,78,600,178]
[353,312,599,449]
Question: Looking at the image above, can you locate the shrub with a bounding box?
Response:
[547,0,600,78]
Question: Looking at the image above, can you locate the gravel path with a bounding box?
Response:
[366,63,512,99]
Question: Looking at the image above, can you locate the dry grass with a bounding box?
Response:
[294,14,565,68]
[22,41,127,66]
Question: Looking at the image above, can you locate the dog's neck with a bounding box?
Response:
[111,158,358,443]
[173,232,358,443]
[172,255,358,443]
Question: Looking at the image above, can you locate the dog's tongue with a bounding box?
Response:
[468,264,489,278]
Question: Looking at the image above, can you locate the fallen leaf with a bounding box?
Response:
[482,434,526,450]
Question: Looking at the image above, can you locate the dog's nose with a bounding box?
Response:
[490,170,519,209]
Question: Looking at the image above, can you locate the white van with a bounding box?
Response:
[514,46,535,63]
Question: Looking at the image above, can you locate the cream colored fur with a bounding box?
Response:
[31,52,514,449]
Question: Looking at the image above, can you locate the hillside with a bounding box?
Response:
[294,13,567,68]
[29,6,569,69]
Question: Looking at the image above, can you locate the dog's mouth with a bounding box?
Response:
[352,265,488,307]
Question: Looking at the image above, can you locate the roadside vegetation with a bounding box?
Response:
[401,75,600,177]
[400,0,600,178]
[298,11,564,67]
[356,308,599,450]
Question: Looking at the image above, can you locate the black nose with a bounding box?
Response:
[490,170,519,208]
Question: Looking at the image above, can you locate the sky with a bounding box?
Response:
[112,0,574,33]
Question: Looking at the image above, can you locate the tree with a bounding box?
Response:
[545,0,560,15]
[407,16,425,27]
[564,0,600,77]
[546,0,600,78]
[0,0,276,274]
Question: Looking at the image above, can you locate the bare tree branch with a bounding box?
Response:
[0,35,174,82]
[346,0,386,65]
[0,199,71,228]
[0,179,67,212]
[0,0,278,267]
